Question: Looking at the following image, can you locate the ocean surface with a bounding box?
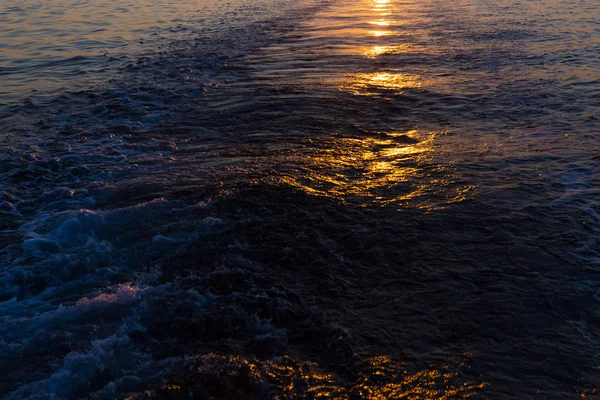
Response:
[1,0,599,398]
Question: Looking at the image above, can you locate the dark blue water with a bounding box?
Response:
[1,0,599,398]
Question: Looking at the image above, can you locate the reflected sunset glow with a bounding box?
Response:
[342,72,423,95]
[275,130,472,210]
[364,44,411,57]
[369,20,390,26]
[262,0,473,211]
[142,354,486,399]
[369,30,395,36]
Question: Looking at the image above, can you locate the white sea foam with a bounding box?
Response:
[3,280,214,399]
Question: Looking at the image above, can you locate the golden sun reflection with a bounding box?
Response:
[138,354,486,399]
[368,20,390,26]
[342,72,423,96]
[373,0,391,9]
[364,44,413,57]
[369,30,395,37]
[272,130,473,210]
[277,131,428,204]
[249,0,472,211]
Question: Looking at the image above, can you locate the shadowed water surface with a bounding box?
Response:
[1,0,599,398]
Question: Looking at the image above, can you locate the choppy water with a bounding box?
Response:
[1,0,600,398]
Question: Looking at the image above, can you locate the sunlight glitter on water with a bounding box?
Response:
[342,72,423,95]
[134,354,485,399]
[273,130,472,209]
[363,44,413,57]
[255,0,473,210]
